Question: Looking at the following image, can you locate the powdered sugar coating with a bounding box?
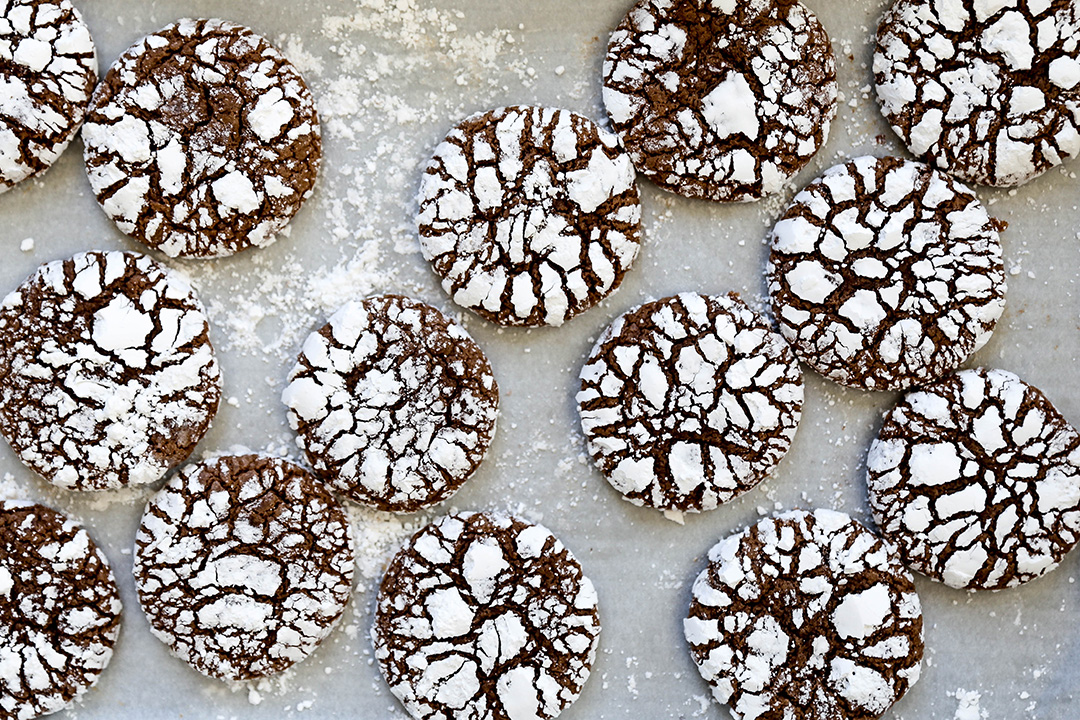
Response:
[283,295,499,513]
[82,18,321,258]
[0,250,221,491]
[373,512,600,720]
[417,105,642,327]
[875,0,1080,187]
[0,501,121,720]
[602,0,838,202]
[685,509,923,720]
[767,156,1006,391]
[867,367,1080,590]
[578,292,803,513]
[134,455,355,681]
[0,0,97,193]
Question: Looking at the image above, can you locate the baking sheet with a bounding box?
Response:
[1,0,1079,717]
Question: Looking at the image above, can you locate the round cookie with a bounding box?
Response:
[602,0,838,202]
[0,0,97,193]
[875,0,1080,187]
[577,292,803,513]
[767,156,1006,391]
[133,454,354,681]
[0,501,121,720]
[282,295,499,513]
[867,367,1080,590]
[373,512,600,720]
[0,250,222,491]
[417,105,642,327]
[82,18,321,258]
[685,509,924,720]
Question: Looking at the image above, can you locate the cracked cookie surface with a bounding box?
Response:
[0,250,221,491]
[0,0,97,193]
[82,18,321,258]
[767,156,1006,391]
[283,295,499,513]
[0,501,121,720]
[867,367,1080,590]
[577,292,803,513]
[602,0,838,202]
[417,105,642,327]
[685,509,923,720]
[875,0,1080,187]
[134,454,355,681]
[373,512,600,720]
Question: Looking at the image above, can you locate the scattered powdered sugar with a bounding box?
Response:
[951,688,987,720]
[181,1,532,364]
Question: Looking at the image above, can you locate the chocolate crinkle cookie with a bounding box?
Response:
[82,18,321,258]
[134,454,355,681]
[282,295,499,513]
[373,512,600,720]
[767,156,1006,391]
[867,367,1080,590]
[0,250,221,491]
[417,105,642,327]
[685,509,923,720]
[0,501,121,720]
[578,292,803,513]
[0,0,96,193]
[602,0,838,202]
[875,0,1080,187]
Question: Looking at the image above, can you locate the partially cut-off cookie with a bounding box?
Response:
[134,455,354,681]
[685,509,924,720]
[867,367,1080,590]
[282,295,499,513]
[577,292,803,513]
[602,0,838,202]
[373,512,600,720]
[0,501,121,720]
[767,156,1006,391]
[875,0,1080,187]
[0,0,97,193]
[417,105,642,327]
[83,18,321,258]
[0,250,222,491]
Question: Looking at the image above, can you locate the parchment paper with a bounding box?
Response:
[1,0,1077,717]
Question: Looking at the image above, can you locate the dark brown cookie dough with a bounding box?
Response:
[417,105,642,327]
[867,367,1080,590]
[0,250,221,491]
[577,292,803,513]
[602,0,838,202]
[767,156,1006,391]
[373,512,600,720]
[282,295,499,513]
[875,0,1080,187]
[133,454,354,681]
[82,18,321,258]
[685,509,923,720]
[0,501,121,720]
[0,0,97,193]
